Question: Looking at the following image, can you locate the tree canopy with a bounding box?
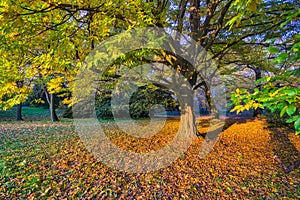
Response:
[0,0,299,129]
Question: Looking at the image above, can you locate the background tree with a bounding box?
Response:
[0,46,32,120]
[0,0,158,121]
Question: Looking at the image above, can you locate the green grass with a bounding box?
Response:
[0,107,72,122]
[0,107,50,121]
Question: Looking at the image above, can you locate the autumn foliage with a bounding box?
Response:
[0,118,299,199]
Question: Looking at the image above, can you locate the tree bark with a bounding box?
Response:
[253,105,263,117]
[16,103,23,121]
[50,93,59,122]
[180,104,199,138]
[45,90,59,122]
[203,84,219,118]
[177,86,201,138]
[249,65,263,117]
[16,80,24,121]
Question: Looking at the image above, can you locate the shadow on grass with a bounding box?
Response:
[205,116,300,174]
[269,127,300,174]
[196,117,257,138]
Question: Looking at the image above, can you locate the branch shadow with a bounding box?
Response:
[268,126,300,174]
[196,116,257,138]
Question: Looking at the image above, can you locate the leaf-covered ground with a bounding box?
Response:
[0,118,299,199]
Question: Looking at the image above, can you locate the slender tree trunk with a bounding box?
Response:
[204,89,212,113]
[50,93,59,122]
[16,80,24,121]
[45,90,59,122]
[204,86,219,118]
[249,65,263,117]
[16,103,23,121]
[253,105,263,117]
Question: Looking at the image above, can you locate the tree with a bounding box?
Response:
[230,6,300,134]
[230,51,300,174]
[0,0,157,121]
[1,0,298,134]
[0,50,32,120]
[132,0,299,136]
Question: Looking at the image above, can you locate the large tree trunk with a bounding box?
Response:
[45,91,59,122]
[16,103,23,121]
[180,104,199,138]
[177,86,200,138]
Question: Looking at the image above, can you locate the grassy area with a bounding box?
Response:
[0,107,50,121]
[0,108,299,198]
[0,107,72,123]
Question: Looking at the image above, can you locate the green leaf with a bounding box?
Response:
[286,105,296,116]
[286,8,300,20]
[276,102,286,111]
[267,47,279,54]
[291,68,300,76]
[286,115,300,123]
[275,53,289,63]
[269,104,277,113]
[283,89,297,96]
[226,12,244,29]
[287,97,296,104]
[280,106,287,117]
[255,76,269,85]
[294,117,300,134]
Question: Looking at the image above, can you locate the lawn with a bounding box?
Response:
[0,107,53,121]
[0,108,299,199]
